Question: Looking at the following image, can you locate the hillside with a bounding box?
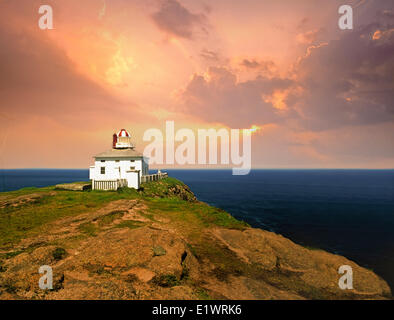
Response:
[0,178,391,300]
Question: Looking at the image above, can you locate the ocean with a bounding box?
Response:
[1,169,394,291]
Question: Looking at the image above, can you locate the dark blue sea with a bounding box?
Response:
[1,169,394,291]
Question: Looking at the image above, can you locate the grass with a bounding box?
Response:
[1,278,17,294]
[95,210,126,226]
[84,263,109,276]
[114,220,145,230]
[1,250,24,259]
[140,177,185,198]
[1,177,375,300]
[302,245,323,251]
[151,274,180,288]
[0,261,6,272]
[78,222,99,236]
[0,177,248,251]
[0,187,138,249]
[145,197,249,231]
[195,288,211,300]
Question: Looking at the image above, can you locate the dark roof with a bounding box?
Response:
[94,148,144,159]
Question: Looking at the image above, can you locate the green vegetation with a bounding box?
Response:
[0,178,390,300]
[52,247,67,261]
[78,222,99,236]
[195,288,211,300]
[140,177,185,198]
[152,246,167,256]
[0,177,248,250]
[1,250,24,259]
[83,263,110,276]
[0,186,127,249]
[146,197,249,231]
[151,274,180,287]
[114,220,145,230]
[0,261,6,272]
[1,278,17,294]
[95,210,126,226]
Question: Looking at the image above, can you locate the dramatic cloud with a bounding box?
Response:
[177,17,394,136]
[0,0,154,169]
[1,0,393,168]
[151,0,207,39]
[293,23,394,131]
[178,66,293,128]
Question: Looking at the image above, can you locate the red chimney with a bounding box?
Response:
[112,133,117,148]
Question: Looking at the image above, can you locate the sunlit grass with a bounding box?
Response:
[0,177,247,249]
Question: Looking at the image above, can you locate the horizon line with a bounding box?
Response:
[1,168,393,170]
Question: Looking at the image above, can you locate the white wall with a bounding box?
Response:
[124,171,140,189]
[90,157,146,189]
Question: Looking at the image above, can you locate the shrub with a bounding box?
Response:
[52,247,66,261]
[152,274,180,287]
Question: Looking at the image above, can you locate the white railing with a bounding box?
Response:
[92,179,127,191]
[141,172,168,183]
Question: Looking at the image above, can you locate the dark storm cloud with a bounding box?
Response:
[151,0,207,39]
[294,23,394,131]
[178,20,394,131]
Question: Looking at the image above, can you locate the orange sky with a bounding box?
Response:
[0,0,393,169]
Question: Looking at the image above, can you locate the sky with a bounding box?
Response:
[0,0,393,169]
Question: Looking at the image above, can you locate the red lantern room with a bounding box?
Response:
[113,129,133,149]
[117,129,130,137]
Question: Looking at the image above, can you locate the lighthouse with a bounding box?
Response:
[89,129,149,190]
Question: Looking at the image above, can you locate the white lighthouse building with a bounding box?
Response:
[89,129,149,190]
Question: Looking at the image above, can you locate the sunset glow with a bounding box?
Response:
[0,0,393,169]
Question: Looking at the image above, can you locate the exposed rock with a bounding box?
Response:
[0,180,391,300]
[121,267,155,282]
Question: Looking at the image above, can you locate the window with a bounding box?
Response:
[130,160,135,163]
[115,160,120,163]
[130,166,135,170]
[100,167,105,174]
[100,160,105,163]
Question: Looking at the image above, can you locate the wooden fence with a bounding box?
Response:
[92,179,127,191]
[141,172,168,183]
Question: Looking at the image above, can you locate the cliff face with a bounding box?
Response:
[0,178,391,300]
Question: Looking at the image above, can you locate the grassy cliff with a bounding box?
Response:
[0,178,391,299]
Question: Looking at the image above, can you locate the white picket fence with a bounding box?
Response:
[93,172,168,190]
[92,179,127,191]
